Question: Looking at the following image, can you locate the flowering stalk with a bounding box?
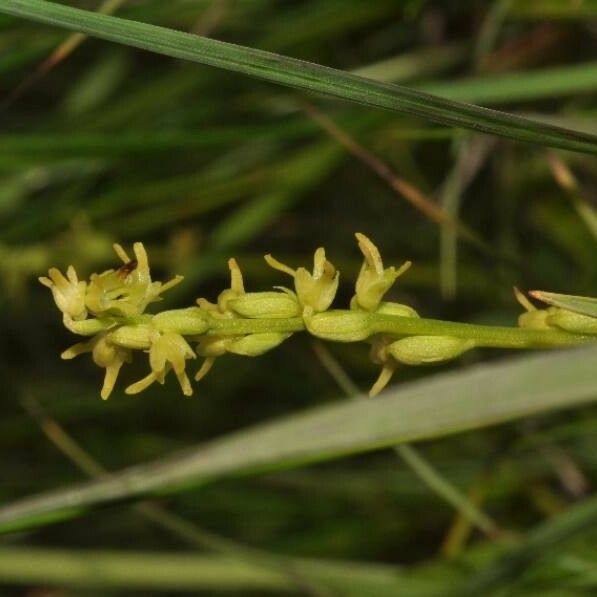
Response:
[40,234,595,400]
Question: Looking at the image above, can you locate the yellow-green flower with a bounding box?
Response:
[61,333,131,400]
[126,330,196,397]
[85,242,183,317]
[265,247,339,317]
[353,233,411,312]
[196,258,245,318]
[39,265,87,320]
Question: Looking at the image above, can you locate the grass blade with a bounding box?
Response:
[529,291,597,319]
[0,546,447,595]
[3,0,597,153]
[0,345,596,534]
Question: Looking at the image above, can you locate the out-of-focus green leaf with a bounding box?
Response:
[3,0,597,154]
[0,346,596,535]
[0,546,448,595]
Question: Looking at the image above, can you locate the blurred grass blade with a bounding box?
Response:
[529,291,597,319]
[1,346,597,534]
[0,548,292,593]
[3,0,597,154]
[419,60,597,105]
[0,546,446,595]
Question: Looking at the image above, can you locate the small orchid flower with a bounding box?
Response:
[196,258,245,318]
[126,331,196,397]
[85,243,183,317]
[61,334,131,400]
[353,233,411,312]
[265,247,339,317]
[39,266,87,320]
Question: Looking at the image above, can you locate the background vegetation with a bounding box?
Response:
[1,0,597,594]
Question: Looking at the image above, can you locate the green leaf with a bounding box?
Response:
[530,291,597,319]
[3,0,597,154]
[1,345,596,534]
[0,546,446,595]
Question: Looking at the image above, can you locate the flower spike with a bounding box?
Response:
[42,234,589,401]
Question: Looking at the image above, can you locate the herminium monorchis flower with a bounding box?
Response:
[41,242,190,399]
[352,232,411,312]
[126,330,196,397]
[85,242,183,318]
[194,258,295,382]
[61,333,132,400]
[41,235,592,400]
[39,265,87,320]
[265,247,339,317]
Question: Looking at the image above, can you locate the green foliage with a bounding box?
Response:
[3,0,597,153]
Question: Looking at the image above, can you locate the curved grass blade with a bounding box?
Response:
[3,0,597,154]
[0,345,596,535]
[529,291,597,319]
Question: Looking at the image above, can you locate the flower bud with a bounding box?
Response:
[546,308,597,335]
[63,315,116,336]
[109,324,153,350]
[227,332,292,356]
[388,336,475,365]
[152,307,211,335]
[306,310,371,342]
[518,310,552,330]
[228,292,301,319]
[196,335,234,358]
[374,301,419,318]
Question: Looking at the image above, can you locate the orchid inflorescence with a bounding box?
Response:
[41,234,595,400]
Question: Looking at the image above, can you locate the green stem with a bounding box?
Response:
[202,311,588,349]
[367,313,588,348]
[207,316,305,335]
